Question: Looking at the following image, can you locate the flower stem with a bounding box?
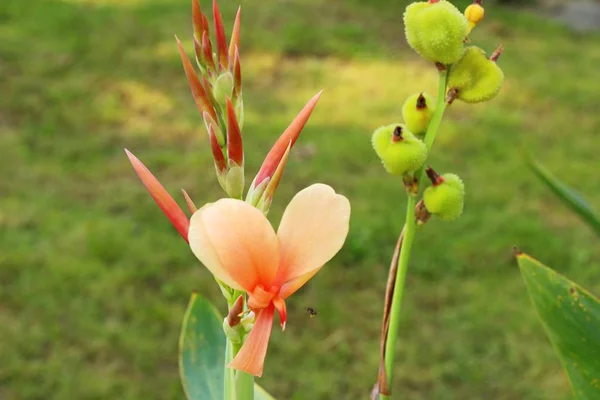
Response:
[224,340,235,399]
[232,341,254,400]
[381,69,448,398]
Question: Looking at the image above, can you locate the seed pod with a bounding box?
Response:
[447,46,504,104]
[404,0,468,65]
[423,172,465,221]
[372,124,427,176]
[402,92,436,135]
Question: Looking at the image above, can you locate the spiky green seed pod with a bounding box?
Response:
[402,92,436,135]
[372,124,427,176]
[404,0,468,65]
[447,46,504,103]
[423,172,465,221]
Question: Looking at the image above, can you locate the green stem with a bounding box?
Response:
[232,341,254,400]
[224,340,235,400]
[381,69,449,398]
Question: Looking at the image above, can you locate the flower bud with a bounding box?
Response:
[465,1,485,35]
[447,46,504,104]
[404,0,468,65]
[423,169,464,221]
[223,318,242,344]
[372,124,427,176]
[402,92,436,135]
[224,165,245,199]
[212,71,234,106]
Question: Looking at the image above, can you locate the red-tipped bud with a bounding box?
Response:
[203,111,224,146]
[251,91,322,189]
[181,189,198,214]
[176,36,217,121]
[209,124,227,174]
[193,37,204,67]
[213,0,228,70]
[192,0,204,42]
[125,149,189,242]
[233,46,242,97]
[201,31,216,73]
[226,98,243,166]
[256,142,291,213]
[229,7,241,68]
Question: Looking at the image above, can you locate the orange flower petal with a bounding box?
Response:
[229,304,275,377]
[188,205,243,290]
[197,199,280,291]
[275,184,350,289]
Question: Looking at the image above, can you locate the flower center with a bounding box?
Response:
[247,285,280,310]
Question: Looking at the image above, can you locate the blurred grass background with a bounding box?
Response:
[2,0,600,398]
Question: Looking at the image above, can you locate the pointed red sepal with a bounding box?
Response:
[209,124,227,173]
[193,37,204,66]
[226,98,243,166]
[201,31,216,72]
[213,0,228,70]
[229,7,241,68]
[233,46,242,97]
[125,149,189,242]
[181,189,198,214]
[192,0,204,41]
[273,297,287,331]
[252,91,322,187]
[176,36,217,121]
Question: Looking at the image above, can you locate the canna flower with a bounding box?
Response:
[188,183,351,376]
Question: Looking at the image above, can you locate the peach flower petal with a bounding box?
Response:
[188,205,243,290]
[278,268,320,299]
[200,199,280,291]
[275,184,350,286]
[228,304,275,377]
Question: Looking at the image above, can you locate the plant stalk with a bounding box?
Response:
[232,341,254,400]
[380,69,449,399]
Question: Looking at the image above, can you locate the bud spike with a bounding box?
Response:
[233,46,242,97]
[201,31,216,72]
[175,36,217,121]
[181,189,198,214]
[209,124,228,173]
[226,98,243,166]
[229,7,241,67]
[125,149,189,242]
[192,0,204,41]
[252,91,322,188]
[213,0,228,69]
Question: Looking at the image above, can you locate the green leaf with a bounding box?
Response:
[179,292,225,400]
[255,384,276,400]
[529,158,600,236]
[518,253,600,399]
[179,292,277,400]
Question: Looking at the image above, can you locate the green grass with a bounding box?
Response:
[2,0,600,399]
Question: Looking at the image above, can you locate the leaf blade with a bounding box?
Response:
[529,158,600,236]
[518,253,600,399]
